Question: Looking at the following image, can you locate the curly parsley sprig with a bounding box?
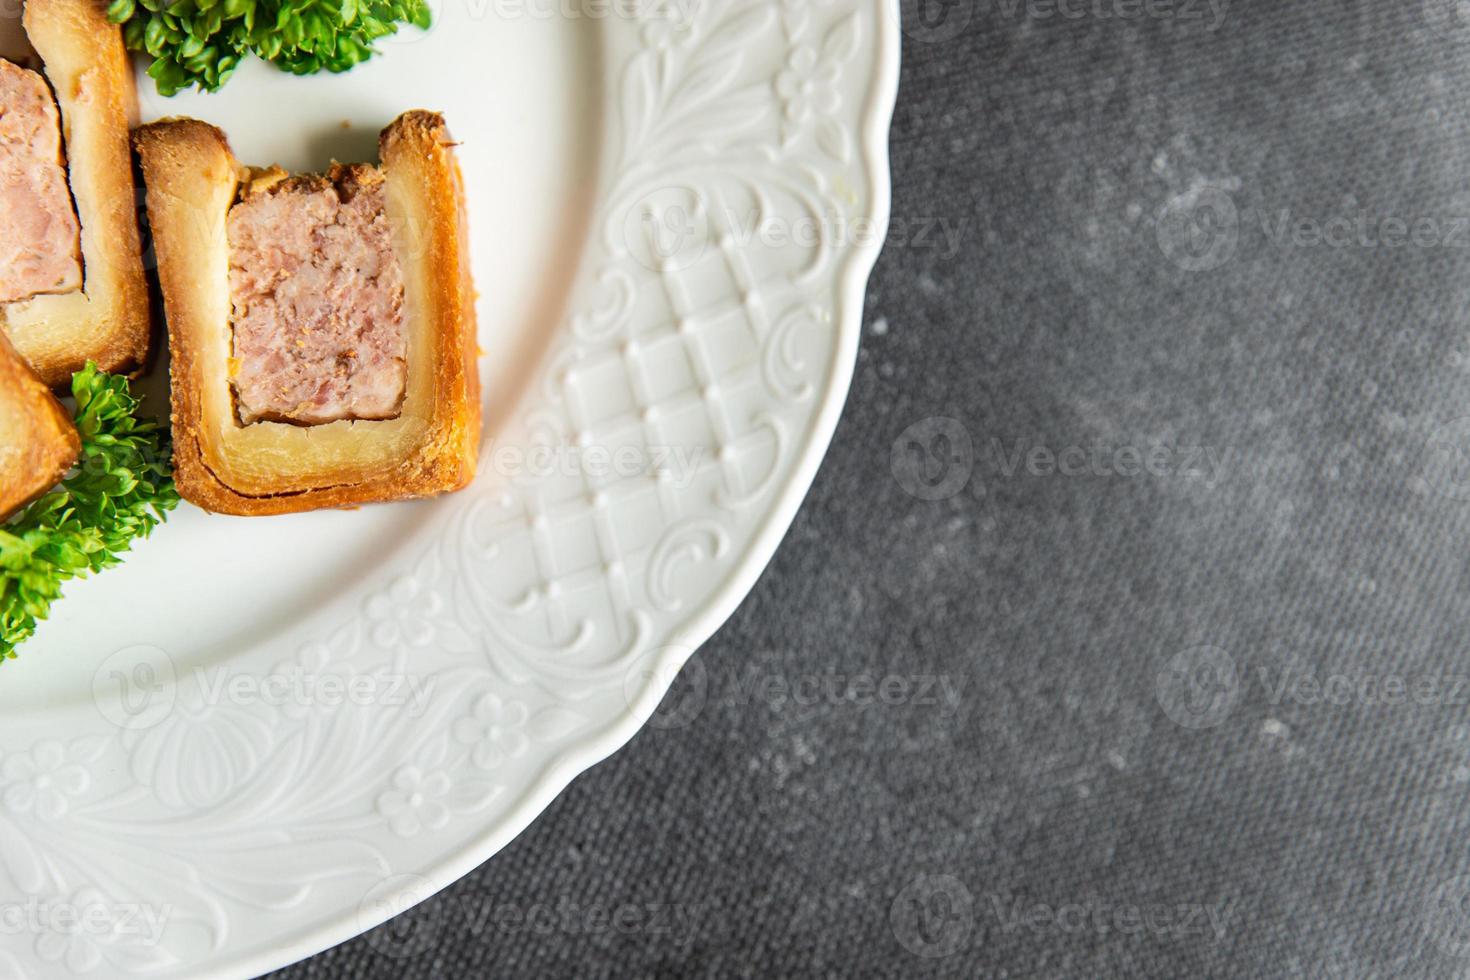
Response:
[106,0,432,96]
[0,366,179,661]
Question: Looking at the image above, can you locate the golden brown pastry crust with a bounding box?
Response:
[0,330,79,521]
[1,0,151,388]
[135,112,480,516]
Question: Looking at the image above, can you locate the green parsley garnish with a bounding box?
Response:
[106,0,433,96]
[0,365,179,661]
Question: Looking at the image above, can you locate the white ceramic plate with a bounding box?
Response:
[0,1,897,975]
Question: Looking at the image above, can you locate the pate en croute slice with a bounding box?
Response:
[134,111,480,516]
[0,0,151,388]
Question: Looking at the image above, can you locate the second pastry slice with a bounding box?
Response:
[0,329,78,522]
[135,112,481,516]
[2,0,152,387]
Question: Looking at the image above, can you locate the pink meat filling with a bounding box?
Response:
[228,164,407,426]
[0,59,83,306]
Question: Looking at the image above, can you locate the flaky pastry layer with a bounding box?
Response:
[0,330,79,520]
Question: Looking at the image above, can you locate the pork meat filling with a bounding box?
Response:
[227,164,407,426]
[0,59,83,307]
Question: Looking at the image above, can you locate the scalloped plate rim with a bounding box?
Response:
[228,8,901,978]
